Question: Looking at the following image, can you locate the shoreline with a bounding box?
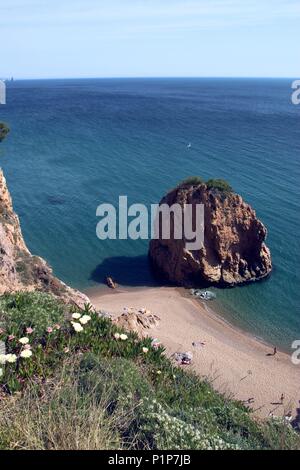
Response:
[86,285,300,419]
[85,284,282,353]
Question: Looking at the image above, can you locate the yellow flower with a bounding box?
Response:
[19,337,29,345]
[79,315,91,325]
[142,347,149,354]
[20,349,32,359]
[5,353,17,363]
[72,313,81,320]
[71,321,84,333]
[120,334,128,341]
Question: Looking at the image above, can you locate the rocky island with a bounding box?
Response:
[149,177,272,287]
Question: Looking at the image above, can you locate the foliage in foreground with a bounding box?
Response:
[0,292,299,450]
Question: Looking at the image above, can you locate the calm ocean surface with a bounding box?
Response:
[1,78,299,349]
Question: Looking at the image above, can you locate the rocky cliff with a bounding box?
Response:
[149,180,272,287]
[0,169,89,307]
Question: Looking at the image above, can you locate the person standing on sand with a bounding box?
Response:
[280,393,285,404]
[273,347,277,356]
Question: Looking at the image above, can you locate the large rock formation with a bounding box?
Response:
[114,310,160,338]
[0,169,90,307]
[149,180,272,287]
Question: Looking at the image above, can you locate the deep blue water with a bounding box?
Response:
[0,78,299,349]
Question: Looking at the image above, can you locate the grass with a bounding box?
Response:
[0,292,299,450]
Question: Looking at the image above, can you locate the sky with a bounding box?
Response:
[0,0,299,79]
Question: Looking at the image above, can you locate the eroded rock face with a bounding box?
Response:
[114,311,160,337]
[149,182,272,287]
[0,169,90,307]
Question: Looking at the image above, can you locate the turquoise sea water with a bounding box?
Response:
[0,78,299,350]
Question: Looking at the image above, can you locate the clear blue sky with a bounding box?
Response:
[1,0,299,79]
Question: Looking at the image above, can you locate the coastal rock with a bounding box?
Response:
[0,169,90,307]
[149,180,272,287]
[106,276,117,289]
[114,310,160,337]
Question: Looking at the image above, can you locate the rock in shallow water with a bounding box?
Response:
[149,181,272,287]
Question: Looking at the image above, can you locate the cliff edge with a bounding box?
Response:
[0,169,90,307]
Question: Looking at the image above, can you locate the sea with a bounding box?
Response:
[1,77,299,350]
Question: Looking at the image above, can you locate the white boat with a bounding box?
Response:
[190,289,216,300]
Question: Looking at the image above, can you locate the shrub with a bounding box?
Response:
[206,178,233,193]
[178,176,204,187]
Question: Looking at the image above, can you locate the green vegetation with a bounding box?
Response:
[179,176,204,187]
[0,292,299,450]
[0,291,65,340]
[0,122,9,142]
[177,176,233,193]
[206,178,233,193]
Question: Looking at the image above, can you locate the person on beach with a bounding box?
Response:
[273,347,277,356]
[280,393,285,404]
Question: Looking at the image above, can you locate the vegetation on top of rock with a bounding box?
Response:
[206,179,233,193]
[177,176,232,194]
[178,176,204,187]
[0,123,9,142]
[0,292,297,450]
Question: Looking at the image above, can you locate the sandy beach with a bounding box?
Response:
[87,286,300,419]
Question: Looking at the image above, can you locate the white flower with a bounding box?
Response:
[20,349,32,359]
[156,370,162,375]
[0,368,3,377]
[120,334,128,341]
[72,313,81,320]
[142,347,149,354]
[114,333,120,340]
[79,315,91,325]
[19,337,29,345]
[71,321,83,333]
[0,354,6,365]
[5,353,17,363]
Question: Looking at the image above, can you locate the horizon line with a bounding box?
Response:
[3,75,298,81]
